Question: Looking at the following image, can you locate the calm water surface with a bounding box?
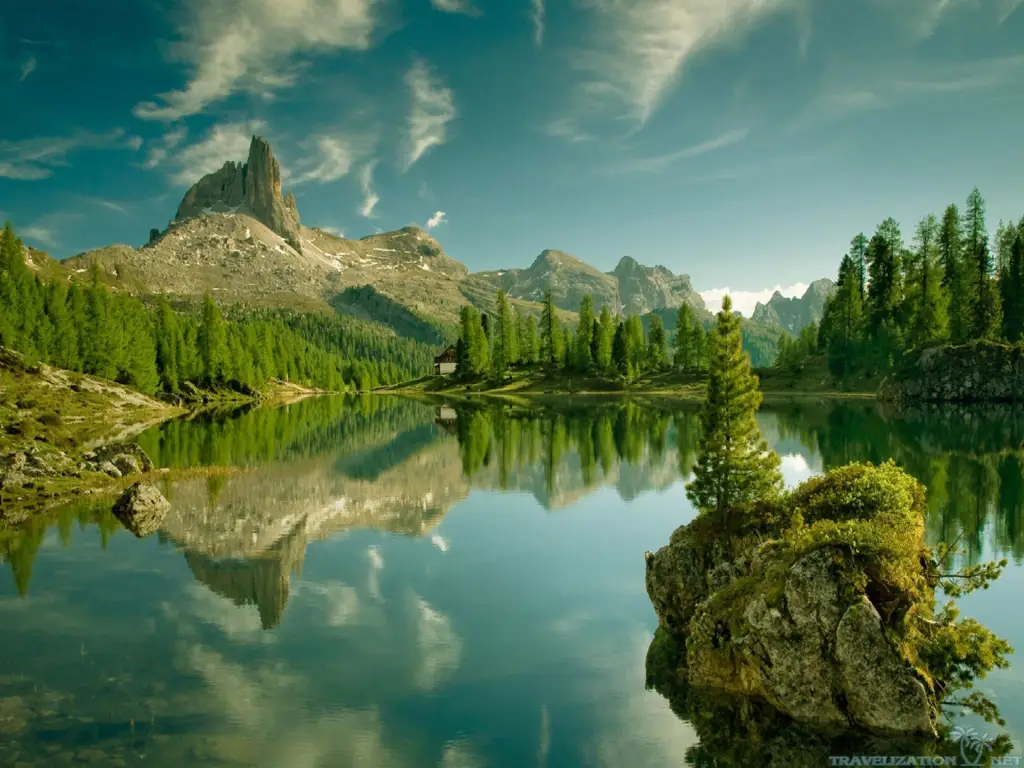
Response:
[1,397,1022,767]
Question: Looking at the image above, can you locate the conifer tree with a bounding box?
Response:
[849,233,868,300]
[596,305,614,371]
[199,294,229,385]
[626,315,646,372]
[612,321,631,378]
[940,204,968,343]
[907,215,949,349]
[686,295,782,525]
[647,314,667,369]
[961,190,1001,339]
[492,290,513,378]
[1003,232,1024,343]
[575,294,595,371]
[525,315,540,364]
[539,289,561,368]
[674,304,695,370]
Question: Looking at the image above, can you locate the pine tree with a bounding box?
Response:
[492,290,513,379]
[674,304,695,370]
[1004,232,1024,343]
[849,233,868,300]
[539,290,561,368]
[575,295,595,371]
[823,254,864,375]
[626,315,646,372]
[525,315,540,364]
[907,215,949,349]
[686,295,782,526]
[612,321,631,378]
[940,203,968,343]
[961,189,1001,340]
[647,314,667,369]
[198,294,229,385]
[596,305,613,371]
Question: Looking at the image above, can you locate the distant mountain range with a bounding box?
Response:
[751,280,835,335]
[35,135,825,357]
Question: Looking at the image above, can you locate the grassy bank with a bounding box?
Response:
[377,362,880,401]
[0,348,324,521]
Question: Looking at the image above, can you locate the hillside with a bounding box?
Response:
[35,135,797,359]
[751,278,834,334]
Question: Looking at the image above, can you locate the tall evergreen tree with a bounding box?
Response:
[492,290,513,378]
[539,289,561,368]
[596,305,614,371]
[1004,232,1024,343]
[525,315,540,364]
[575,294,595,371]
[626,315,646,372]
[849,233,868,300]
[612,321,631,378]
[686,295,782,525]
[673,304,695,370]
[823,254,864,375]
[647,314,667,369]
[940,203,968,343]
[198,294,229,385]
[907,215,949,349]
[961,189,1001,339]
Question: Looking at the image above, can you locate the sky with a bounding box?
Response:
[2,0,1023,314]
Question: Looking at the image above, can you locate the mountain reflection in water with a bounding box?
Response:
[1,396,1022,766]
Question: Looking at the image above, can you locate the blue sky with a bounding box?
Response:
[2,0,1023,312]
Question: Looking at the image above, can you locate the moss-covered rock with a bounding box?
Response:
[878,341,1024,405]
[645,461,999,738]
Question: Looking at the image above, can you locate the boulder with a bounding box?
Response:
[112,482,170,537]
[86,443,155,473]
[645,463,940,738]
[99,461,122,478]
[112,454,143,477]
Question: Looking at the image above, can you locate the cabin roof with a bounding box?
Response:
[435,345,457,363]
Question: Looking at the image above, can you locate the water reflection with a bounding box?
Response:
[1,396,1023,765]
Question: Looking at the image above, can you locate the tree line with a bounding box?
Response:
[455,288,713,380]
[0,222,435,395]
[803,188,1024,375]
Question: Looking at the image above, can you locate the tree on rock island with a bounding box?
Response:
[687,294,782,525]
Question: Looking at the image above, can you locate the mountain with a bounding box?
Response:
[49,134,785,353]
[751,279,834,335]
[610,256,705,315]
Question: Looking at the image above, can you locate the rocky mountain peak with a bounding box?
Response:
[175,135,302,252]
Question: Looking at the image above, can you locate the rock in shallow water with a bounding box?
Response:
[112,482,170,537]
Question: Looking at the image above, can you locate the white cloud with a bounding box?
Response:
[0,129,136,181]
[292,136,355,185]
[426,211,447,229]
[20,226,58,248]
[170,120,265,185]
[20,55,37,82]
[430,534,449,552]
[569,0,795,127]
[616,127,749,173]
[143,127,188,169]
[700,283,808,317]
[780,453,815,487]
[413,596,462,691]
[134,0,379,120]
[359,161,379,217]
[404,59,456,170]
[531,0,546,46]
[431,0,480,15]
[90,199,129,215]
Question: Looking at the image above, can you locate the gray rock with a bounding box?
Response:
[879,341,1024,405]
[112,482,170,537]
[111,454,142,477]
[99,461,122,479]
[175,136,302,252]
[836,597,935,735]
[88,443,155,473]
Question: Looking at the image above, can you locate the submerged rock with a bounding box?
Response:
[645,463,941,737]
[113,482,170,537]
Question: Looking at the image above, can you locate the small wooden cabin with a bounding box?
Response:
[434,346,457,375]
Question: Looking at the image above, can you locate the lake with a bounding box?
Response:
[1,396,1022,767]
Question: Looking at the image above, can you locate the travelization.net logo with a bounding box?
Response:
[829,727,1022,767]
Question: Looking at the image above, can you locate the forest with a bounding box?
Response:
[775,188,1024,375]
[453,287,713,381]
[0,222,437,394]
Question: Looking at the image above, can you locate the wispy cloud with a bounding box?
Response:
[20,55,37,82]
[791,54,1024,132]
[700,283,808,317]
[426,211,447,229]
[359,161,379,218]
[319,226,346,237]
[170,120,265,185]
[404,58,456,170]
[143,127,188,169]
[87,198,130,215]
[134,0,379,120]
[0,129,136,181]
[531,0,546,47]
[565,0,795,128]
[615,127,749,173]
[291,136,356,185]
[20,226,58,248]
[431,0,480,15]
